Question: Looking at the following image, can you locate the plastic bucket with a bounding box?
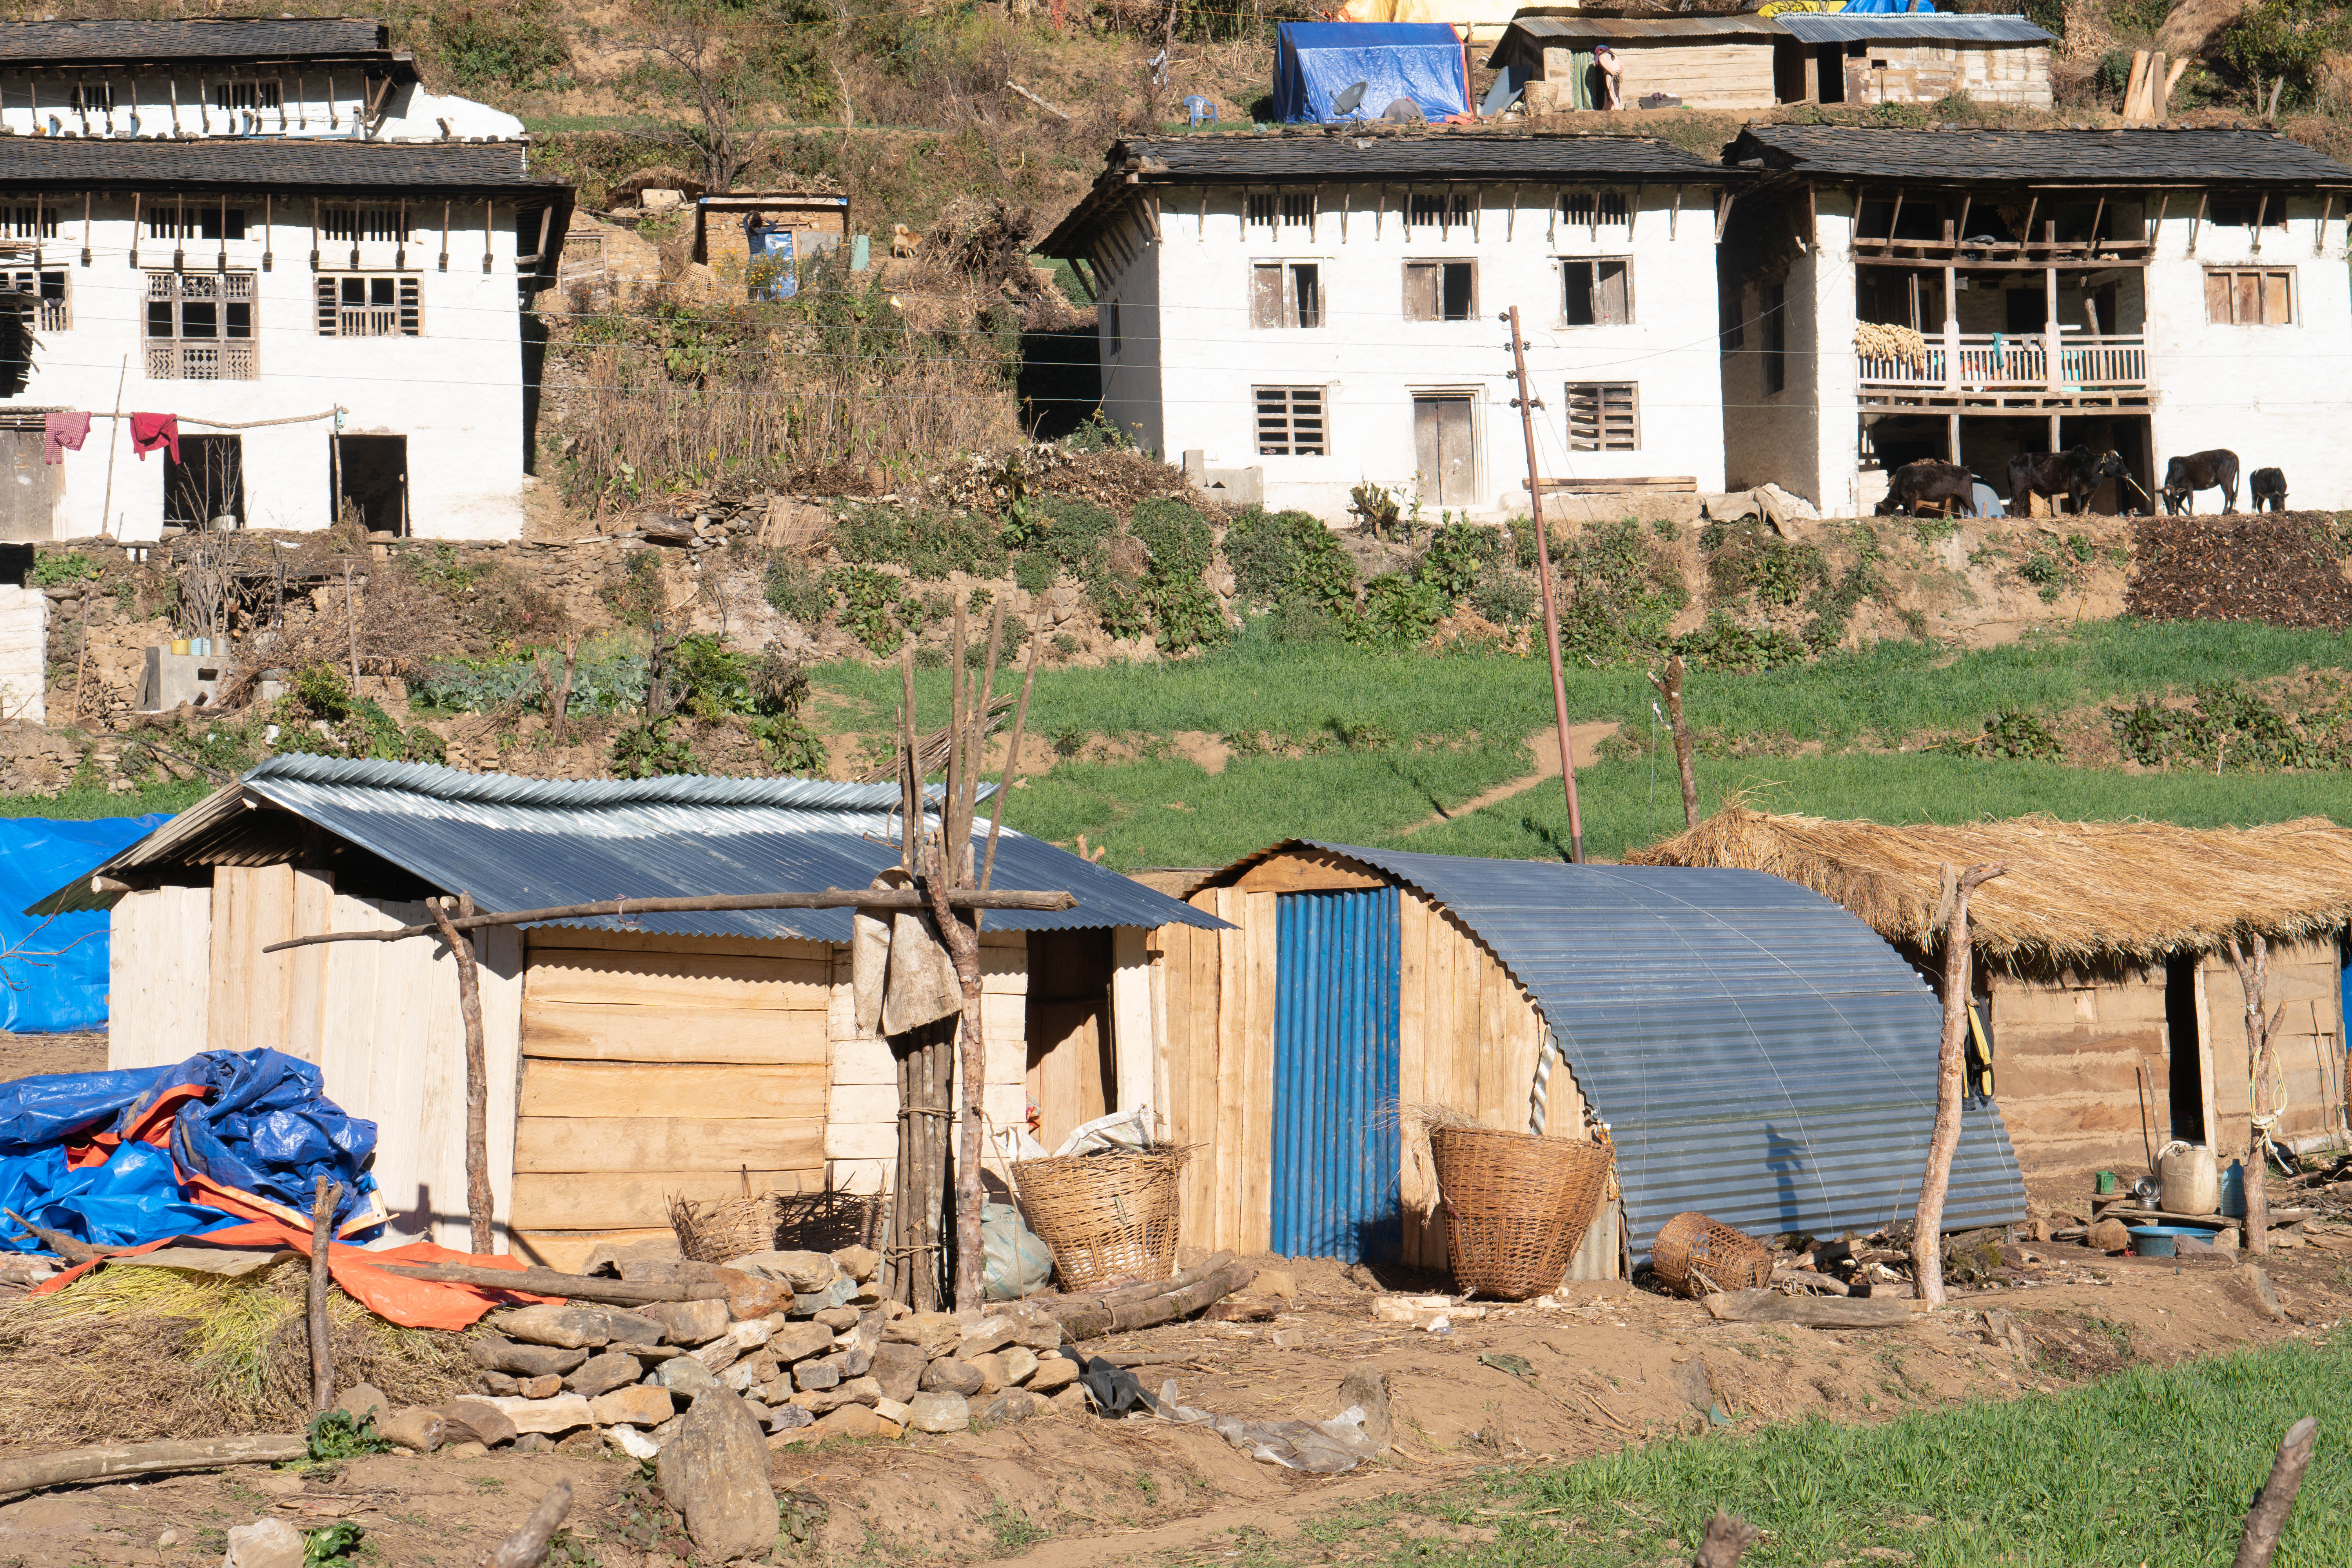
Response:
[2158,1143,2219,1215]
[2128,1224,2207,1258]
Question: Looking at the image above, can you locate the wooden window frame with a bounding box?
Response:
[2,267,69,332]
[314,272,422,337]
[320,205,411,245]
[1249,260,1324,329]
[1404,191,1472,233]
[1559,256,1633,327]
[1564,382,1639,452]
[143,270,257,380]
[1402,259,1477,322]
[1254,385,1327,456]
[2203,265,2296,326]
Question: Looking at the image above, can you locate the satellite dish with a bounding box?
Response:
[1481,73,1522,116]
[1332,80,1368,116]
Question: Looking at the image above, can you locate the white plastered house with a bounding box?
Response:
[1718,125,2352,516]
[1039,132,1746,524]
[0,18,568,545]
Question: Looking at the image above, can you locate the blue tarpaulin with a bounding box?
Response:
[1834,0,1940,12]
[0,815,171,1034]
[0,1049,383,1252]
[1274,22,1470,124]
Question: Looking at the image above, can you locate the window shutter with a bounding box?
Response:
[1598,261,1630,325]
[2234,271,2260,325]
[399,276,421,336]
[2203,270,2229,322]
[1403,262,1436,321]
[2263,270,2290,324]
[315,276,336,335]
[1251,263,1283,329]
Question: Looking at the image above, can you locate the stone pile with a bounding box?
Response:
[372,1245,1092,1456]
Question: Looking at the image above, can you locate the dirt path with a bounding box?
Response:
[1397,723,1619,838]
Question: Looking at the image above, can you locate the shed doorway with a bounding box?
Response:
[1270,885,1400,1262]
[1024,929,1114,1151]
[334,434,408,536]
[1412,395,1475,508]
[2165,954,2207,1145]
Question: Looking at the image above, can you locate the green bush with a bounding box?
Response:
[1705,521,1826,608]
[1556,519,1690,664]
[433,0,570,89]
[764,556,829,625]
[825,566,904,656]
[1470,562,1535,626]
[603,552,667,629]
[611,718,695,778]
[1936,709,2065,762]
[840,504,1005,580]
[1416,521,1496,604]
[1223,508,1357,613]
[1012,552,1056,593]
[269,666,445,764]
[31,551,96,587]
[1672,613,1807,673]
[1360,573,1446,647]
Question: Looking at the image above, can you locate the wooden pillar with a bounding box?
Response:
[2043,258,2060,397]
[1943,261,1959,393]
[1948,411,1961,464]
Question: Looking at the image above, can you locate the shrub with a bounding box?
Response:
[1360,573,1446,647]
[1416,521,1496,604]
[825,566,904,656]
[268,665,445,763]
[1938,709,2065,762]
[32,551,96,587]
[764,556,830,625]
[1470,562,1535,626]
[433,0,570,89]
[1673,613,1807,673]
[1223,508,1356,613]
[603,552,667,629]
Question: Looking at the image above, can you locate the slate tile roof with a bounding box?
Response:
[1116,131,1736,183]
[0,18,393,64]
[1732,125,2352,185]
[0,138,561,191]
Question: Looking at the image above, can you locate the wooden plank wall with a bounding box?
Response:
[2202,938,2346,1158]
[1111,928,1156,1114]
[205,865,331,1060]
[107,885,212,1070]
[512,927,829,1270]
[1156,887,1274,1255]
[1984,963,2167,1181]
[1847,43,2051,108]
[1537,41,1775,109]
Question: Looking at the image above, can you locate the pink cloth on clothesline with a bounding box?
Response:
[130,412,179,463]
[41,410,89,465]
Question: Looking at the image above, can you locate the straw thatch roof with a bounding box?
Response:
[1624,808,2352,964]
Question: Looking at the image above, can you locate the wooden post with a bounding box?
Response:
[307,1174,341,1411]
[2232,1417,2319,1568]
[486,1482,574,1568]
[2229,935,2282,1254]
[1506,304,1585,862]
[343,564,359,682]
[1913,860,2005,1305]
[428,893,494,1255]
[1646,655,1699,830]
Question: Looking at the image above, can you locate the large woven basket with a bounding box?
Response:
[1651,1210,1773,1298]
[668,1169,783,1264]
[1429,1127,1612,1300]
[1011,1149,1190,1292]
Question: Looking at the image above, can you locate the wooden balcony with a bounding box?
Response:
[1858,332,2150,412]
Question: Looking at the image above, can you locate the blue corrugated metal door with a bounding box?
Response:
[1271,886,1401,1261]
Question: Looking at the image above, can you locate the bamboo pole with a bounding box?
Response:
[428,893,494,1255]
[1506,303,1585,862]
[1913,860,2005,1305]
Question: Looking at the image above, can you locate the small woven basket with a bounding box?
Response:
[668,1169,783,1264]
[1011,1149,1190,1292]
[1651,1210,1773,1298]
[1428,1126,1612,1300]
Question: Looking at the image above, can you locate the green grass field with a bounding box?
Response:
[1261,1334,2349,1568]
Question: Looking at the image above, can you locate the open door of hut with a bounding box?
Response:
[1025,929,1115,1151]
[1271,885,1401,1261]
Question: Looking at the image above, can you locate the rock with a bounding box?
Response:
[795,1277,856,1316]
[615,1342,681,1363]
[485,1395,597,1436]
[813,1405,901,1441]
[726,1250,840,1292]
[788,1377,880,1414]
[492,1304,667,1350]
[906,1392,971,1434]
[2214,1227,2242,1250]
[445,1441,489,1459]
[639,1298,731,1346]
[223,1517,305,1568]
[874,1396,911,1426]
[591,1386,678,1428]
[967,1352,1007,1396]
[690,1337,748,1375]
[2243,1263,2288,1321]
[436,1399,519,1449]
[2086,1217,2133,1253]
[475,1371,519,1397]
[767,1403,813,1432]
[727,1277,794,1321]
[722,1358,776,1392]
[376,1406,445,1454]
[768,1321,836,1364]
[813,1306,863,1331]
[567,1351,644,1398]
[555,1428,604,1455]
[2174,1232,2216,1254]
[976,1390,1049,1429]
[823,1346,873,1380]
[656,1386,779,1561]
[653,1356,721,1397]
[512,1432,554,1454]
[922,1358,985,1397]
[956,1316,1017,1358]
[1000,1347,1039,1387]
[333,1384,388,1424]
[871,1343,926,1403]
[1009,1315,1064,1352]
[883,1312,962,1358]
[1028,1355,1079,1394]
[467,1337,590,1379]
[795,1361,842,1392]
[608,1425,662,1460]
[1252,1267,1297,1300]
[517,1374,563,1400]
[832,1245,880,1281]
[158,1531,178,1550]
[1050,1385,1092,1416]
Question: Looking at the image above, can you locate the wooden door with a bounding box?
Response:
[1412,396,1474,508]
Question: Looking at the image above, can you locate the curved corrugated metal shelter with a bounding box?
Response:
[1158,841,2024,1267]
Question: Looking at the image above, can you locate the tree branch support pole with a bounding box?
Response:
[1505,304,1584,862]
[1913,860,2005,1305]
[1648,653,1699,830]
[430,893,494,1255]
[485,1480,574,1568]
[2230,935,2280,1254]
[307,1174,342,1412]
[2233,1416,2319,1568]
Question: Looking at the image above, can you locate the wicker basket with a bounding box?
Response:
[1651,1210,1773,1298]
[1428,1126,1613,1300]
[1011,1149,1190,1292]
[668,1170,784,1264]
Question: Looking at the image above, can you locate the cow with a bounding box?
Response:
[2008,447,2130,518]
[1875,459,1976,519]
[2250,466,2288,513]
[2161,448,2241,515]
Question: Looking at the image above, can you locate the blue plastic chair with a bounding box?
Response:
[1183,94,1218,128]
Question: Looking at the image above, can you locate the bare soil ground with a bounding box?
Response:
[0,1031,104,1081]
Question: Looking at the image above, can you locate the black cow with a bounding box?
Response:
[2007,447,2129,518]
[1875,459,1976,518]
[2162,448,2241,515]
[2250,466,2288,513]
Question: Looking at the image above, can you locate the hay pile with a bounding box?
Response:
[1626,807,2352,964]
[0,1261,474,1448]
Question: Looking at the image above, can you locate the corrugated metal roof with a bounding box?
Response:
[1503,15,1781,39]
[31,756,1224,941]
[1775,13,2051,42]
[1298,843,2027,1261]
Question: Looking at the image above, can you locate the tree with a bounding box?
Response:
[1913,859,2005,1306]
[628,14,759,192]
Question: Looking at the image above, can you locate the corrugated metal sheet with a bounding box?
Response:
[1303,844,2026,1261]
[1271,887,1401,1261]
[1775,14,2052,43]
[29,756,1225,940]
[1502,15,1780,39]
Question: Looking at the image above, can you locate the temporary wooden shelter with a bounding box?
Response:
[1488,16,1784,112]
[1772,13,2053,109]
[1628,810,2352,1185]
[37,757,1219,1270]
[1148,841,2024,1276]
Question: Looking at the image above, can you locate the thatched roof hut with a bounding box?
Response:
[1630,810,2352,1185]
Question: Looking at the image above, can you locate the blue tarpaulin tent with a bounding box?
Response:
[1274,22,1470,124]
[0,815,170,1033]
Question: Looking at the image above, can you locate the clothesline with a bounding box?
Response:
[77,406,347,431]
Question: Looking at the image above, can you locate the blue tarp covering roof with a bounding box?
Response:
[1274,22,1470,125]
[1833,0,1941,11]
[0,815,171,1033]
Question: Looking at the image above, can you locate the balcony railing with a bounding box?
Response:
[1858,332,2147,398]
[147,341,257,380]
[337,305,401,338]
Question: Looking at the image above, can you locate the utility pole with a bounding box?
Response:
[1504,304,1586,863]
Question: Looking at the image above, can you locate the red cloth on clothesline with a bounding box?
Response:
[130,412,178,463]
[41,410,89,464]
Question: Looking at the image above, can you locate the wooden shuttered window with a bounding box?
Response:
[1561,259,1631,326]
[314,275,421,337]
[2205,267,2294,325]
[1564,382,1638,451]
[1402,260,1475,321]
[1249,262,1321,328]
[1255,386,1327,455]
